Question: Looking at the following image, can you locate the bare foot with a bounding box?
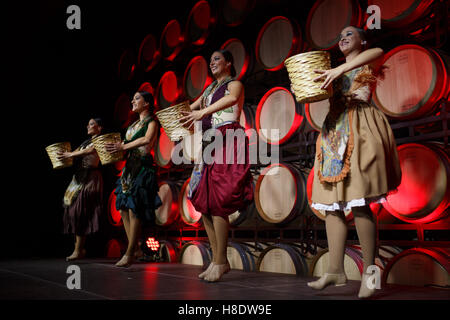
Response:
[115,255,133,268]
[204,262,230,282]
[66,249,86,261]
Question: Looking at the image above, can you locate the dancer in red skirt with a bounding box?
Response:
[182,50,254,282]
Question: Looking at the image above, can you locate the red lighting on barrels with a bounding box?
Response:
[383,143,450,224]
[185,0,212,46]
[108,190,123,227]
[183,56,212,101]
[305,0,362,50]
[373,45,449,120]
[220,38,250,81]
[366,0,434,28]
[160,19,183,61]
[156,71,181,109]
[138,34,160,72]
[146,237,160,251]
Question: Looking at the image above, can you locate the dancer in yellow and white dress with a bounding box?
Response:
[307,26,402,299]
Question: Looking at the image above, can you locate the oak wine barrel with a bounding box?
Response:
[382,247,450,288]
[179,241,212,269]
[107,190,123,227]
[184,0,213,47]
[183,55,213,101]
[256,87,304,145]
[255,16,302,71]
[105,238,126,258]
[257,243,309,275]
[179,178,203,227]
[155,128,175,168]
[227,242,257,272]
[382,143,450,224]
[137,34,160,72]
[156,71,182,110]
[305,0,363,50]
[255,163,307,225]
[366,0,434,29]
[159,240,180,262]
[160,19,184,61]
[304,99,330,132]
[372,45,449,120]
[220,38,251,80]
[155,181,180,227]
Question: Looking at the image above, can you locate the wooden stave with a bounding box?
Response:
[155,70,183,110]
[137,33,161,73]
[255,87,305,145]
[382,247,450,288]
[254,163,308,225]
[305,0,362,50]
[220,38,252,81]
[372,45,449,120]
[366,0,434,29]
[179,178,203,227]
[159,19,184,61]
[159,240,180,262]
[227,242,257,272]
[255,16,302,71]
[155,181,180,227]
[183,0,213,47]
[105,238,126,258]
[107,190,123,227]
[155,127,175,168]
[382,143,450,224]
[179,241,212,269]
[304,98,329,132]
[256,243,309,276]
[182,55,213,101]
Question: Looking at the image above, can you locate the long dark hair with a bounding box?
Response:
[137,91,155,112]
[213,49,237,78]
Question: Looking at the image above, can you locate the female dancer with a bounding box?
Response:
[58,118,104,261]
[106,91,161,268]
[182,50,254,282]
[307,26,402,298]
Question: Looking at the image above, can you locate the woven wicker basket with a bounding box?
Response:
[156,101,194,142]
[284,51,332,103]
[45,142,73,169]
[92,133,124,165]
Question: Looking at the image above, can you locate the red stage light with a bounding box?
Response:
[146,237,160,252]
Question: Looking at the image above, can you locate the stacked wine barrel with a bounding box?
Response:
[107,0,449,289]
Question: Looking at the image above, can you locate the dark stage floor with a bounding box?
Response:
[0,259,448,301]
